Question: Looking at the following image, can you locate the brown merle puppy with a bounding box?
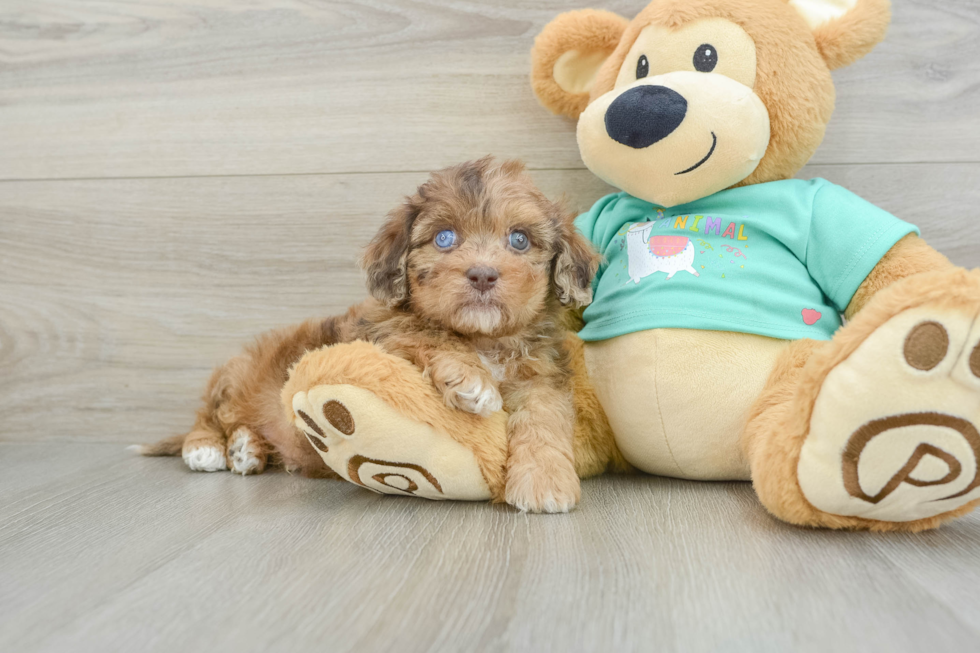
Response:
[138,157,599,513]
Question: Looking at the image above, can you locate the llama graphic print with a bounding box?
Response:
[625,222,700,283]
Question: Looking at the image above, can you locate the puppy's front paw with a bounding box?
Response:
[505,454,580,514]
[451,377,503,417]
[428,360,502,417]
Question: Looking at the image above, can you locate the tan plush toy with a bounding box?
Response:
[285,0,980,530]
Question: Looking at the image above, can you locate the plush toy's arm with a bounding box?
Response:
[844,234,954,319]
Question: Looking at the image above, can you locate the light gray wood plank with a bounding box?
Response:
[0,441,138,497]
[1,443,978,653]
[2,164,979,444]
[0,0,977,181]
[869,518,980,636]
[0,443,320,652]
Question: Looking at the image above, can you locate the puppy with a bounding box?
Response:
[139,157,599,513]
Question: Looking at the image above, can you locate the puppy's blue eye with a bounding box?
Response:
[509,231,530,251]
[434,229,456,250]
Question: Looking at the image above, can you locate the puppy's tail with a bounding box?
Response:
[128,433,187,457]
[129,356,237,457]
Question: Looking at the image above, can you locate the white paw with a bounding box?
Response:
[182,445,228,472]
[227,428,266,476]
[507,490,576,514]
[505,465,580,514]
[450,378,503,417]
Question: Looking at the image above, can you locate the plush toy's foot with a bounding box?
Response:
[747,270,980,531]
[291,384,494,500]
[281,341,509,502]
[798,295,980,523]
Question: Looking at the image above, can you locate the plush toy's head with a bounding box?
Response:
[531,0,891,207]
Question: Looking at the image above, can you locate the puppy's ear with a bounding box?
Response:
[360,196,421,307]
[551,205,600,308]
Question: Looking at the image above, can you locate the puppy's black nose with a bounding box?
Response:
[466,266,499,292]
[605,85,687,149]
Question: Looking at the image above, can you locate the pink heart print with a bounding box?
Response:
[801,309,822,325]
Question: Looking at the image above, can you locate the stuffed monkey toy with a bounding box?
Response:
[285,0,980,531]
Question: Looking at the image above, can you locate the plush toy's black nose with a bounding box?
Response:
[466,266,499,292]
[605,85,688,149]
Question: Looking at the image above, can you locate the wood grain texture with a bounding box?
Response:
[2,2,980,649]
[1,443,978,653]
[1,0,978,180]
[2,165,979,444]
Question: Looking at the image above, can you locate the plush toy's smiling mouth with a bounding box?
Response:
[675,132,717,175]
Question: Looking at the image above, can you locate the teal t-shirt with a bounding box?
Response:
[575,179,918,342]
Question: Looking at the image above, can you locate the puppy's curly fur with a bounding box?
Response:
[139,157,600,512]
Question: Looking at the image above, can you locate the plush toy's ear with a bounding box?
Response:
[360,196,421,307]
[789,0,891,70]
[531,9,629,119]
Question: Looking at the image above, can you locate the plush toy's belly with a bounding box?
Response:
[583,329,790,481]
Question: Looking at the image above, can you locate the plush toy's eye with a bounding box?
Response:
[509,231,530,251]
[693,44,718,73]
[434,229,456,250]
[636,54,649,80]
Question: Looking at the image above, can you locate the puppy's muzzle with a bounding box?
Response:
[466,266,499,293]
[605,85,688,149]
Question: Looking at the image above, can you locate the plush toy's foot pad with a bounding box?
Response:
[799,303,980,522]
[291,384,492,501]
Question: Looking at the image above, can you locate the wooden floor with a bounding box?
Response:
[2,0,980,651]
[3,442,979,653]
